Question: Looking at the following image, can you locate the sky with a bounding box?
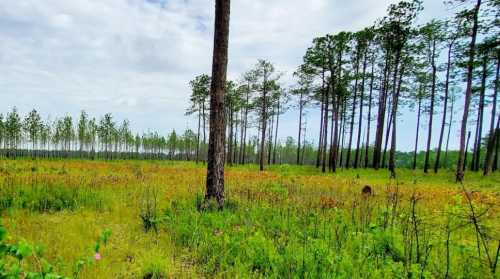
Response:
[0,0,475,152]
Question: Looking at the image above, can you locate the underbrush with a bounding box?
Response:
[163,192,498,278]
[0,180,106,213]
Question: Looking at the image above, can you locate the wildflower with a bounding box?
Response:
[94,252,101,261]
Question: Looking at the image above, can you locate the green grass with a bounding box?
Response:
[0,158,499,278]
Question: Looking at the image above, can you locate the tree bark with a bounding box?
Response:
[205,0,230,207]
[434,41,455,172]
[389,53,404,178]
[373,52,391,169]
[456,0,481,182]
[355,50,368,168]
[346,52,361,168]
[414,96,422,170]
[364,55,375,168]
[484,55,499,175]
[259,71,268,171]
[297,91,304,165]
[424,40,437,173]
[471,56,487,171]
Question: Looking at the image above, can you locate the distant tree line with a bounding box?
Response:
[189,0,499,179]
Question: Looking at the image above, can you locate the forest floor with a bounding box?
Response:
[1,159,499,278]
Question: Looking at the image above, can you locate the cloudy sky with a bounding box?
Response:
[0,0,456,151]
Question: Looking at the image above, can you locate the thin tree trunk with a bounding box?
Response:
[424,40,437,173]
[434,41,454,172]
[316,68,326,168]
[472,57,487,171]
[414,96,422,170]
[241,88,249,164]
[373,52,391,169]
[484,55,499,174]
[346,53,361,168]
[389,53,404,177]
[444,95,455,167]
[205,0,230,207]
[322,82,330,173]
[364,55,375,168]
[464,131,472,171]
[259,72,268,171]
[456,0,481,182]
[196,107,201,164]
[297,91,304,165]
[382,97,393,168]
[273,98,280,164]
[354,50,368,169]
[267,108,274,165]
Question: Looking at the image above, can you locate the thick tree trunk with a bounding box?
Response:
[456,0,481,182]
[205,0,230,207]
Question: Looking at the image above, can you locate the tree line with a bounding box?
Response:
[191,0,499,181]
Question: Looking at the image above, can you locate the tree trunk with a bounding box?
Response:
[354,50,368,169]
[322,82,330,173]
[364,55,375,168]
[456,0,482,182]
[316,68,326,168]
[373,52,391,169]
[472,56,487,171]
[205,0,230,207]
[424,40,437,173]
[196,107,201,164]
[464,131,472,171]
[267,108,274,165]
[346,53,361,168]
[273,98,280,164]
[484,55,499,175]
[297,91,304,165]
[259,72,268,171]
[434,42,454,172]
[241,88,249,164]
[389,53,404,178]
[414,96,422,170]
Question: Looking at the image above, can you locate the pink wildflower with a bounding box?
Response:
[94,252,101,261]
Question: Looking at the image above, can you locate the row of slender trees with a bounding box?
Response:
[191,0,499,181]
[0,108,199,160]
[0,107,322,163]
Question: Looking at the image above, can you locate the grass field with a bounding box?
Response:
[1,159,499,278]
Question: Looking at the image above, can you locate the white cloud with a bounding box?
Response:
[0,0,449,149]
